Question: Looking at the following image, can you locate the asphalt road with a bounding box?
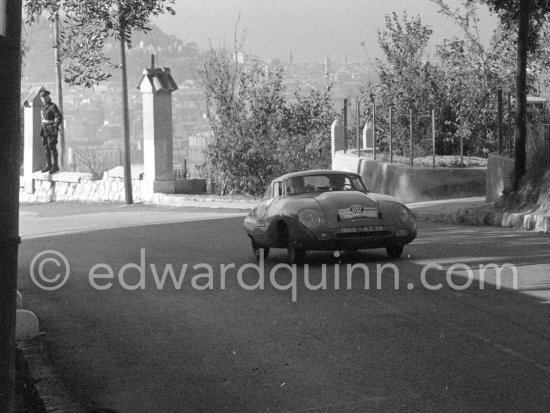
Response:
[17,204,550,412]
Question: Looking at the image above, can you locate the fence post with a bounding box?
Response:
[432,109,436,168]
[356,97,360,158]
[373,103,376,161]
[508,92,512,158]
[497,88,503,155]
[410,108,414,167]
[460,128,464,166]
[389,106,393,163]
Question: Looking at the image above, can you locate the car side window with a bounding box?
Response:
[351,177,368,192]
[273,181,282,197]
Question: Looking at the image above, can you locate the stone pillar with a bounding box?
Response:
[362,122,374,150]
[138,66,178,194]
[331,119,344,161]
[22,87,46,193]
[486,153,515,202]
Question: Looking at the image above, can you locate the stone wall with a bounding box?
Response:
[333,151,486,203]
[20,173,144,203]
[19,171,207,204]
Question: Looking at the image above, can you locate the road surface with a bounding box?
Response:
[17,203,550,412]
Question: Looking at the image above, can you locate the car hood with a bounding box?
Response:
[313,191,380,226]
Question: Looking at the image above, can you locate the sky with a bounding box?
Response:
[153,0,498,64]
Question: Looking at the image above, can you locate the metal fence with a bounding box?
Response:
[338,90,521,168]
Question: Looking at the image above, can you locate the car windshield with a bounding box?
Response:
[284,174,367,194]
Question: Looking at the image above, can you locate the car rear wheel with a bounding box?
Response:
[386,245,404,258]
[251,239,269,261]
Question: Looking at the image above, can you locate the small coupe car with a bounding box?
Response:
[244,170,417,263]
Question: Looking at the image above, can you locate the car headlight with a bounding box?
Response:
[393,204,414,224]
[298,208,323,229]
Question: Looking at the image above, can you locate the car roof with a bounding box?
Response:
[276,169,361,181]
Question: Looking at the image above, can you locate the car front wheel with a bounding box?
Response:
[386,245,404,258]
[287,236,306,264]
[251,239,269,261]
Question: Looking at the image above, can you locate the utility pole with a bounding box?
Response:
[0,1,23,411]
[120,21,133,204]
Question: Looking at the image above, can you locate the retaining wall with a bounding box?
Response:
[333,151,486,203]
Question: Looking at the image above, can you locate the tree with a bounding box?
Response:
[25,0,176,203]
[432,1,503,156]
[199,42,337,196]
[370,12,445,157]
[198,42,283,195]
[279,88,337,172]
[432,0,550,161]
[464,0,550,189]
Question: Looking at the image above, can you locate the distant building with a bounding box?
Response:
[233,52,245,64]
[179,80,196,89]
[324,56,331,77]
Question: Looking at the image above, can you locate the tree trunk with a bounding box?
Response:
[513,0,530,190]
[0,2,22,411]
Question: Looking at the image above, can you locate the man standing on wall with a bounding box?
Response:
[39,89,63,173]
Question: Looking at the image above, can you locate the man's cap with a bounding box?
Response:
[39,89,51,97]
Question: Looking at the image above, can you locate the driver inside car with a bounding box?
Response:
[328,175,346,191]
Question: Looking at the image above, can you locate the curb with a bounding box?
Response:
[17,337,87,413]
[415,207,550,233]
[16,345,46,413]
[15,291,88,413]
